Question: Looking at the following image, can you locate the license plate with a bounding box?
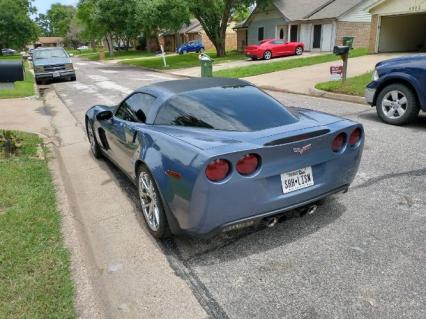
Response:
[281,167,314,194]
[53,71,60,78]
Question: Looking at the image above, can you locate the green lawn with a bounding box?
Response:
[0,131,75,318]
[0,56,35,99]
[214,48,369,78]
[69,49,156,61]
[315,71,373,96]
[122,50,246,70]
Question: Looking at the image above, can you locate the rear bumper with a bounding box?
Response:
[245,50,262,59]
[35,70,75,80]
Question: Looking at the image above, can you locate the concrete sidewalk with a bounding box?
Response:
[244,53,404,95]
[170,52,327,77]
[0,94,207,318]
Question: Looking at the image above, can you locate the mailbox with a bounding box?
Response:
[333,45,350,56]
[0,60,24,82]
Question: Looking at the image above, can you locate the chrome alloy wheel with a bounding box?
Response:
[264,51,272,60]
[138,172,160,231]
[381,90,408,120]
[296,47,303,55]
[87,126,97,154]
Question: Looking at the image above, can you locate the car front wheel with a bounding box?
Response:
[295,46,303,55]
[376,83,419,125]
[263,50,272,60]
[137,165,170,239]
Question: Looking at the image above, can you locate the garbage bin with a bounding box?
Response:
[343,36,355,49]
[199,53,213,77]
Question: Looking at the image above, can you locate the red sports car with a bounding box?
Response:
[245,38,304,60]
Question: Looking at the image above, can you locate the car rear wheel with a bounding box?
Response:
[263,50,272,60]
[86,120,102,158]
[137,165,170,239]
[376,83,419,125]
[200,48,205,53]
[295,46,303,56]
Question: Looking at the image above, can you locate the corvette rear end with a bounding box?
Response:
[156,109,363,237]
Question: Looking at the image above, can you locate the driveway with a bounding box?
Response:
[44,58,426,318]
[245,53,407,95]
[169,52,327,77]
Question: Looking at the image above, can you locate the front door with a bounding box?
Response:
[109,92,157,176]
[290,25,298,42]
[313,25,322,49]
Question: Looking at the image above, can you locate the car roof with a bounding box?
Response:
[136,77,252,96]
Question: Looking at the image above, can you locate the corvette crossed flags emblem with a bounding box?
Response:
[293,144,312,155]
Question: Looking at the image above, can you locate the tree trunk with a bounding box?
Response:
[105,33,114,56]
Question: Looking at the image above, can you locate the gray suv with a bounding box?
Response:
[33,47,76,84]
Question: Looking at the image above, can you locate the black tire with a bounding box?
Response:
[295,46,303,56]
[70,76,76,81]
[263,50,272,60]
[376,83,419,125]
[86,119,103,158]
[36,79,42,85]
[137,165,171,239]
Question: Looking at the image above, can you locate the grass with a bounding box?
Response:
[69,49,156,61]
[0,131,75,318]
[214,48,369,78]
[0,56,35,99]
[315,71,373,96]
[122,50,246,70]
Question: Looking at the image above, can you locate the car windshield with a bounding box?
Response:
[33,49,68,59]
[155,85,298,132]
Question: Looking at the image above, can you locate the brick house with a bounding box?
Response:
[160,19,237,52]
[34,37,64,48]
[235,0,376,52]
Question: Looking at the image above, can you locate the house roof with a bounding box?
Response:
[37,37,63,44]
[307,0,368,20]
[271,0,368,21]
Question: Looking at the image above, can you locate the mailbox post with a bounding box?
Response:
[333,46,349,82]
[0,60,24,90]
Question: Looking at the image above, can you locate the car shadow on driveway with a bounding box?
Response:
[358,112,426,129]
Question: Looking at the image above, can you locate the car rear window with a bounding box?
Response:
[154,85,297,131]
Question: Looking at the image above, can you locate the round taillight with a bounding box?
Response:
[349,127,362,146]
[332,133,346,153]
[236,153,260,176]
[205,159,230,182]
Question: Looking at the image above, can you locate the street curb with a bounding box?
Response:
[308,88,366,104]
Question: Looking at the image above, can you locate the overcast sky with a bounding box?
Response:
[33,0,77,14]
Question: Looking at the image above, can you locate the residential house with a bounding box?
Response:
[160,19,238,52]
[34,37,64,48]
[236,0,376,52]
[367,0,426,53]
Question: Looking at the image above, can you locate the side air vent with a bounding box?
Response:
[264,129,330,146]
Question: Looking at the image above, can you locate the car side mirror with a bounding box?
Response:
[96,110,113,121]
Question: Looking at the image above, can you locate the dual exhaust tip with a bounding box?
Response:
[264,204,318,228]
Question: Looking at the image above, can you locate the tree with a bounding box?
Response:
[46,4,76,37]
[0,0,38,54]
[135,0,190,51]
[186,0,269,56]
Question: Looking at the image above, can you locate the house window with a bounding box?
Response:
[258,27,264,41]
[279,28,284,39]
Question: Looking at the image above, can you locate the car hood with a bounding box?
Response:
[152,108,344,151]
[376,54,426,68]
[33,57,71,66]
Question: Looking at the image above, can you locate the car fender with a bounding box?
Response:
[136,129,207,233]
[374,72,425,109]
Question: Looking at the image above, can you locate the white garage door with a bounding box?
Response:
[379,13,426,52]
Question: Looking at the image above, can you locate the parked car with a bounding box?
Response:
[1,48,17,55]
[85,78,364,239]
[245,39,304,60]
[177,40,205,54]
[365,54,426,125]
[32,47,76,85]
[77,45,89,51]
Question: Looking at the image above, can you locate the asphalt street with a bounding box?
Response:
[53,58,426,319]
